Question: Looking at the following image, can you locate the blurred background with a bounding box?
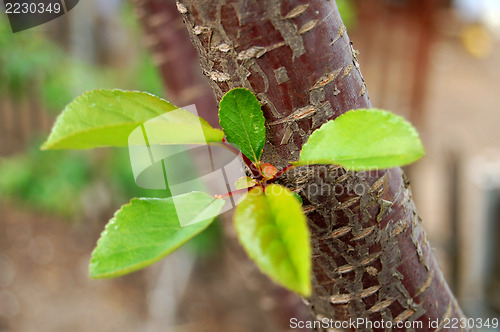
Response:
[0,0,499,331]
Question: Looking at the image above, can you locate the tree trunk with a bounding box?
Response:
[175,0,467,330]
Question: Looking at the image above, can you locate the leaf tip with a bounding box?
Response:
[299,283,312,298]
[40,137,59,150]
[88,262,102,279]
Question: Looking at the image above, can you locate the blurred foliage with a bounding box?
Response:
[0,3,165,216]
[0,6,163,112]
[41,53,164,112]
[337,0,357,29]
[102,149,171,202]
[186,221,223,256]
[0,16,65,101]
[0,142,92,217]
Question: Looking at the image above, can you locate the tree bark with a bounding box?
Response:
[176,0,467,330]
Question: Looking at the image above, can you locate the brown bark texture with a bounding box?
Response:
[175,0,467,330]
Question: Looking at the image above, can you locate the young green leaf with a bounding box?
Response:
[296,109,425,170]
[90,193,225,279]
[260,163,277,180]
[234,176,258,190]
[234,184,311,297]
[219,88,265,162]
[42,89,224,150]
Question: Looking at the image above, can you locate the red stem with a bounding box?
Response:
[273,165,295,180]
[214,187,254,199]
[212,141,263,181]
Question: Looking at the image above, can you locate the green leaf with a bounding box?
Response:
[234,176,258,190]
[42,89,224,150]
[293,192,303,205]
[234,184,311,296]
[89,193,225,279]
[296,109,425,170]
[219,88,265,162]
